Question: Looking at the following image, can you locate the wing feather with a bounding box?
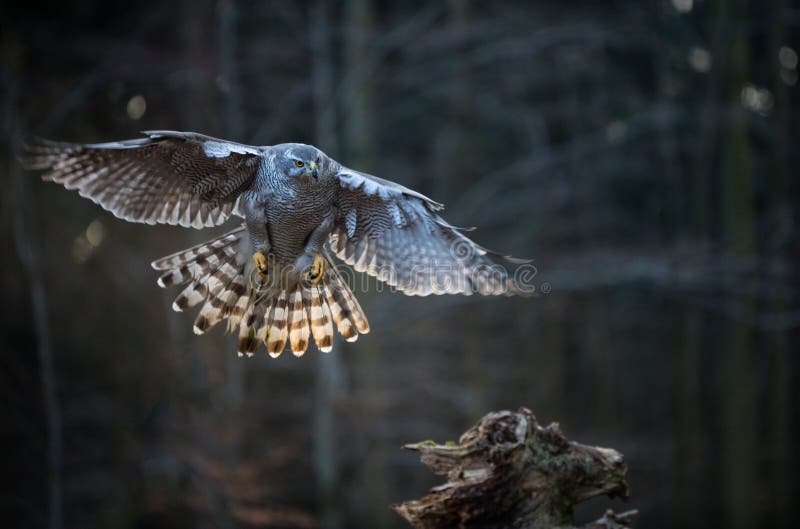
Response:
[23,131,267,229]
[331,167,533,297]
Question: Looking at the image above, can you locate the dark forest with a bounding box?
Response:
[1,1,798,528]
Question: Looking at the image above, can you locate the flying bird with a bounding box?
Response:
[24,131,533,357]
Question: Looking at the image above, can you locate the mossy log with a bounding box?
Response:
[394,408,637,529]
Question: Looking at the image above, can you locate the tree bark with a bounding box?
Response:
[395,408,635,529]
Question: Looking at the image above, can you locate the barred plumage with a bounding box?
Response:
[323,282,357,342]
[265,291,289,357]
[24,134,258,228]
[287,287,310,356]
[150,227,368,357]
[305,286,334,353]
[26,129,533,358]
[237,302,265,357]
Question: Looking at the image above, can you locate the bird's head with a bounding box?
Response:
[277,144,321,182]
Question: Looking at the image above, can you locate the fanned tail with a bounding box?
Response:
[152,229,369,357]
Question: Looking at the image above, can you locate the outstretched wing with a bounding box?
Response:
[329,167,534,296]
[23,130,266,229]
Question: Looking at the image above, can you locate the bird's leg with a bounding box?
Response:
[252,252,268,280]
[308,255,325,284]
[300,209,336,285]
[244,198,272,281]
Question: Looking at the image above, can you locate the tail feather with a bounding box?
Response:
[266,291,289,357]
[323,283,358,342]
[151,227,244,270]
[255,302,273,343]
[172,280,208,312]
[328,260,370,334]
[193,261,245,334]
[287,287,310,356]
[306,286,334,353]
[227,288,251,330]
[153,229,369,356]
[157,246,235,288]
[172,253,238,312]
[237,301,265,357]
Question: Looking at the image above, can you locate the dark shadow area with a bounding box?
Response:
[1,1,798,528]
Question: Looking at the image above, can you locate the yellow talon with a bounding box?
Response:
[308,253,325,285]
[253,251,268,280]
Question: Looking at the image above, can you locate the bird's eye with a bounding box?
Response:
[294,160,304,168]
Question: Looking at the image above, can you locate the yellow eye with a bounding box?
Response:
[295,160,304,168]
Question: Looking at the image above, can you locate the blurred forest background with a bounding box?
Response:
[1,1,798,528]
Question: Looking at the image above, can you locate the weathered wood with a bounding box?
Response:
[394,408,636,529]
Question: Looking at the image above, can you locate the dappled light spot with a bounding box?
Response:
[688,47,711,73]
[779,46,798,86]
[86,219,105,247]
[126,94,146,120]
[605,120,627,144]
[779,46,797,70]
[672,0,693,14]
[71,218,106,263]
[740,84,774,115]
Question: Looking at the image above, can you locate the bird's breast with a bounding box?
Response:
[266,196,328,263]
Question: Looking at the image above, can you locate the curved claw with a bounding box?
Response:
[308,253,325,285]
[253,251,268,280]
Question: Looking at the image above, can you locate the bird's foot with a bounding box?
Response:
[252,251,268,281]
[308,253,325,285]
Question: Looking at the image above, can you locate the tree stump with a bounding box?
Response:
[394,408,637,529]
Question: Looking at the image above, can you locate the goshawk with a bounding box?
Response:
[25,131,533,357]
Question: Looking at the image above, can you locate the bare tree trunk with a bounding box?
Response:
[714,2,758,528]
[214,3,244,528]
[312,0,339,157]
[343,0,375,168]
[311,2,343,527]
[4,50,64,529]
[218,0,244,410]
[767,1,793,525]
[342,2,391,526]
[177,0,215,392]
[787,16,800,524]
[674,308,705,525]
[446,0,488,420]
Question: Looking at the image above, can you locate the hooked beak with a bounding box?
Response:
[309,161,318,180]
